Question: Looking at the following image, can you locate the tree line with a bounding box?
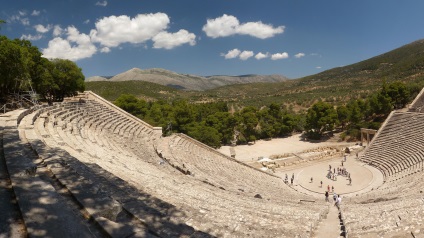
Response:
[0,34,85,104]
[115,81,421,148]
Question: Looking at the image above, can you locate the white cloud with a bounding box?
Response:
[222,48,241,59]
[42,26,97,61]
[271,52,289,60]
[90,13,170,47]
[9,11,30,25]
[294,53,305,58]
[239,50,254,60]
[20,34,42,41]
[236,22,285,39]
[95,1,108,7]
[31,10,40,16]
[316,66,322,69]
[255,52,269,60]
[203,14,284,39]
[83,19,90,24]
[100,47,110,53]
[52,25,63,36]
[21,18,30,26]
[152,29,196,49]
[34,24,52,33]
[202,14,239,38]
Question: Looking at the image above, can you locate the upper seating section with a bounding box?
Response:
[360,111,424,178]
[409,87,424,112]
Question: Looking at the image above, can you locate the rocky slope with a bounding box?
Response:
[86,68,288,91]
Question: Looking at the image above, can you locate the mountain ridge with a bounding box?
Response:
[86,67,289,91]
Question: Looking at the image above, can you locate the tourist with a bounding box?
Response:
[335,195,342,209]
[327,185,330,192]
[333,193,337,202]
[349,177,352,185]
[320,181,323,187]
[332,186,334,193]
[310,177,313,183]
[291,178,293,185]
[325,191,329,202]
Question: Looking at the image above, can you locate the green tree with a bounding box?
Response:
[0,36,32,95]
[38,59,85,103]
[336,105,349,129]
[172,99,195,133]
[235,106,259,143]
[305,101,338,137]
[205,112,236,145]
[387,81,409,109]
[187,123,221,148]
[114,94,147,118]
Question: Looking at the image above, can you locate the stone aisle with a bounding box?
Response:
[313,204,344,238]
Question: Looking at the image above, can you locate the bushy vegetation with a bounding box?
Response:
[0,34,84,104]
[115,81,420,147]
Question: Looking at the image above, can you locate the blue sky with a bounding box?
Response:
[2,1,424,79]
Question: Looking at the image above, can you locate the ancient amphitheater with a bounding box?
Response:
[1,88,423,238]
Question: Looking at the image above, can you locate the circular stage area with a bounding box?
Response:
[293,157,374,195]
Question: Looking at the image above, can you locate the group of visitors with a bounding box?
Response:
[284,173,295,185]
[324,191,342,208]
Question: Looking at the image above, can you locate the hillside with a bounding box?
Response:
[205,39,424,108]
[86,68,288,91]
[87,39,424,108]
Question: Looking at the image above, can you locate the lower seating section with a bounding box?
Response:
[9,91,328,237]
[341,197,424,237]
[5,88,424,237]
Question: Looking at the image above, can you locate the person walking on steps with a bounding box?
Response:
[325,191,329,202]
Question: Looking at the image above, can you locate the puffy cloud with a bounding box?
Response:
[90,13,170,47]
[222,48,241,59]
[42,26,97,61]
[83,19,90,24]
[53,25,63,36]
[255,52,269,60]
[271,52,289,60]
[236,22,285,39]
[239,50,254,60]
[203,14,284,39]
[20,34,42,41]
[152,29,196,49]
[31,10,40,16]
[20,18,30,26]
[202,14,239,38]
[294,53,305,58]
[95,1,108,7]
[100,47,110,53]
[34,24,52,33]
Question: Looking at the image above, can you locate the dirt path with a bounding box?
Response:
[218,134,354,162]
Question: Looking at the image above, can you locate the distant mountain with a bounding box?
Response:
[86,39,424,108]
[86,68,288,91]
